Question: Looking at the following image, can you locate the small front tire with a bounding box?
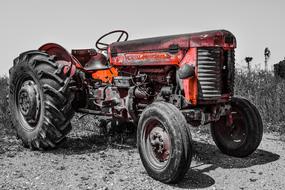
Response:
[137,102,192,183]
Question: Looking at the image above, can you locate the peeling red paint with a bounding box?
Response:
[109,30,236,54]
[38,30,236,103]
[39,43,83,71]
[110,51,184,66]
[180,48,198,105]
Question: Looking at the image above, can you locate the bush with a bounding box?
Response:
[0,75,14,136]
[235,70,285,134]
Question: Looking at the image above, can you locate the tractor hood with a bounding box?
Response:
[110,30,236,55]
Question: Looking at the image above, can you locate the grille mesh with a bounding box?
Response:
[197,48,222,99]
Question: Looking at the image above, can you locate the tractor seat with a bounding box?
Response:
[84,53,110,71]
[71,49,110,71]
[71,49,97,66]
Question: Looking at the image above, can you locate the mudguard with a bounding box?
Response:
[39,43,81,77]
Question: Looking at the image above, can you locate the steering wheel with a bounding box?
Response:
[95,30,129,51]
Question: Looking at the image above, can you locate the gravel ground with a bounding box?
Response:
[0,124,284,190]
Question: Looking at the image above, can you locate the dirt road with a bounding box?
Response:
[0,125,284,190]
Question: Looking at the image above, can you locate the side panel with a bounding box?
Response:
[109,50,185,66]
[181,48,198,105]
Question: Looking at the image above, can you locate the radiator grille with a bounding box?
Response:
[197,48,222,100]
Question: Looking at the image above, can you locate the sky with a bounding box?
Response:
[0,0,284,75]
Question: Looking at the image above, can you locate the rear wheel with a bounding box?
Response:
[211,97,263,157]
[9,51,75,150]
[137,102,192,183]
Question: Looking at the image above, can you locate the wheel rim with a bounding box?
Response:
[143,118,171,170]
[16,78,41,130]
[215,106,248,149]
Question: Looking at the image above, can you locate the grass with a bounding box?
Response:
[0,75,13,136]
[0,71,284,138]
[235,70,285,135]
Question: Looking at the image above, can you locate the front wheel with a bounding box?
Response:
[211,97,263,157]
[137,102,192,183]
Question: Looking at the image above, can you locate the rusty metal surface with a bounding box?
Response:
[38,30,236,108]
[109,30,236,54]
[110,50,184,66]
[180,48,198,105]
[39,43,78,76]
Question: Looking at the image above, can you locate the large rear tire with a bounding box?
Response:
[211,97,263,157]
[137,102,192,183]
[9,51,75,150]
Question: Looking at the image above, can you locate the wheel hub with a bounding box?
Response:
[149,126,170,162]
[18,80,41,125]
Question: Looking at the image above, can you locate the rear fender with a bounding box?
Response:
[39,43,82,77]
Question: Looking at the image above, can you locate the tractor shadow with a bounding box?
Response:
[176,140,280,189]
[52,133,109,154]
[48,115,137,155]
[49,129,136,155]
[192,141,280,169]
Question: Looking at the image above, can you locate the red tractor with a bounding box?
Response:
[9,30,263,183]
